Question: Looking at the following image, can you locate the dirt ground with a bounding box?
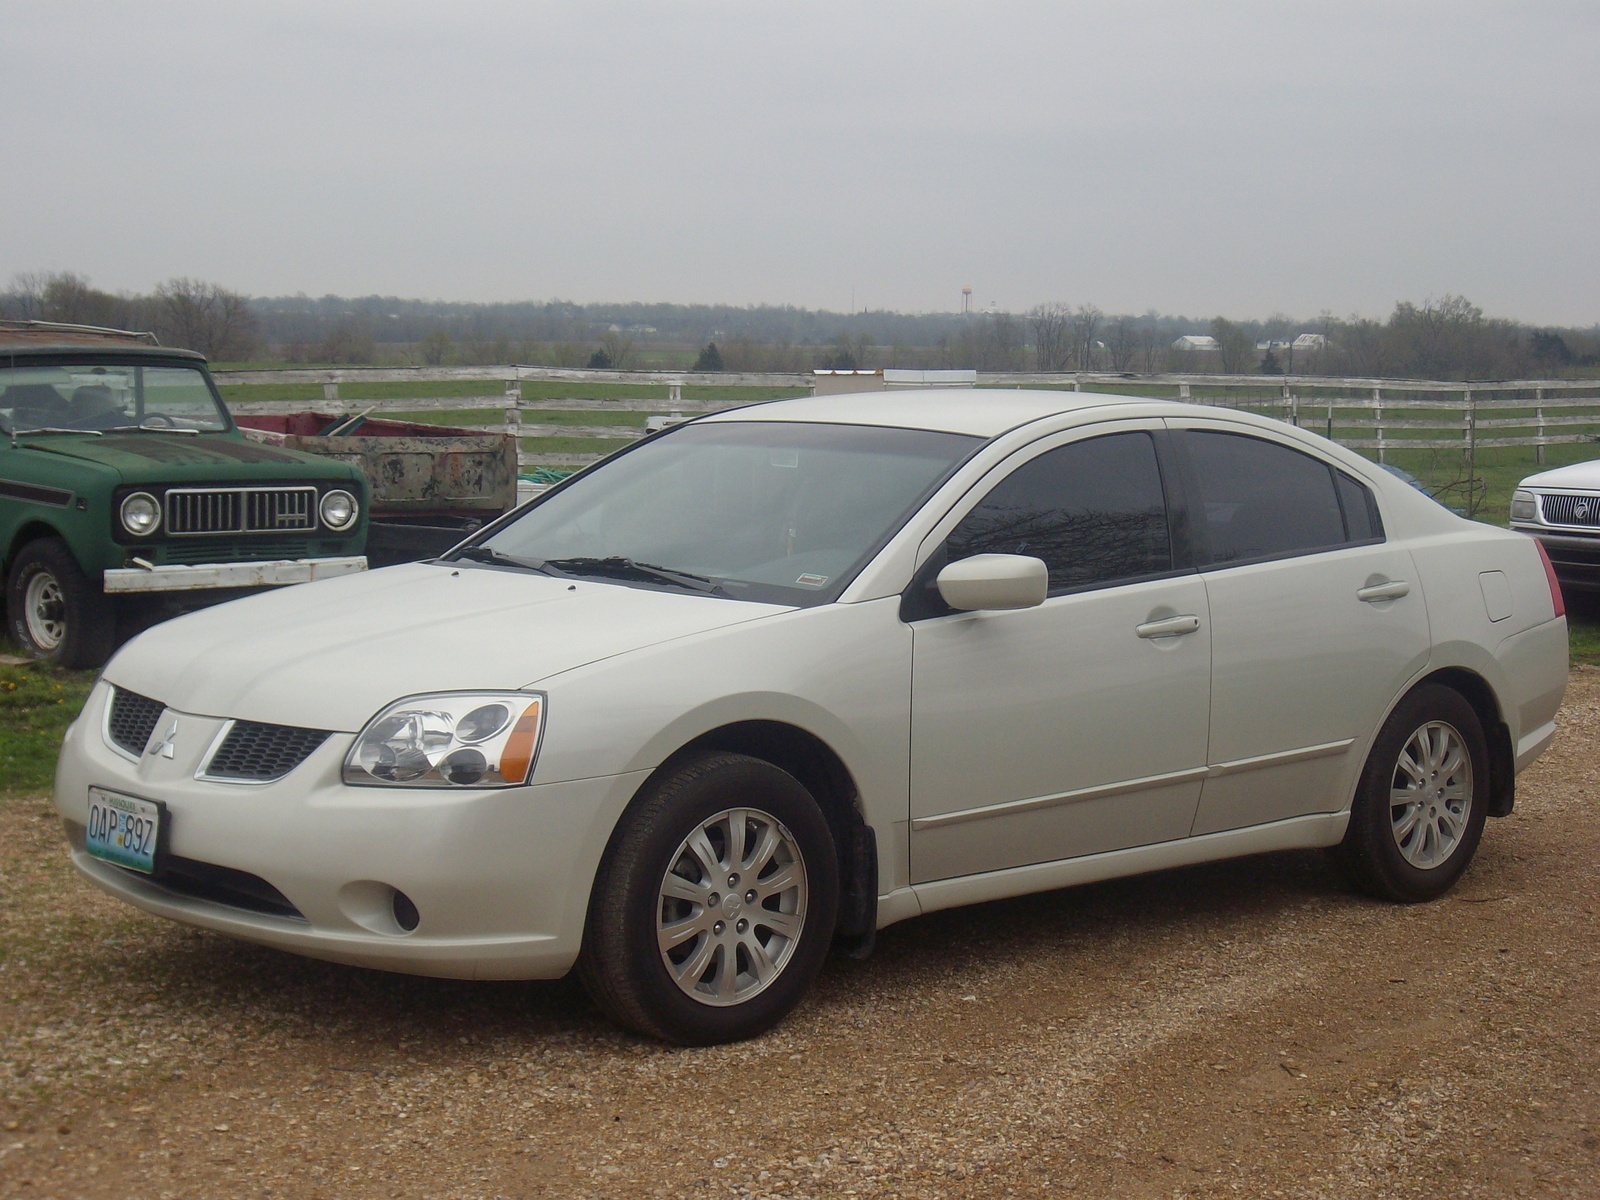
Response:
[2,672,1597,1200]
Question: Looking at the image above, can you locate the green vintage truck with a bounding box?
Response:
[1,321,368,667]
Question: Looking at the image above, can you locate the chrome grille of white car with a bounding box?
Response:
[1538,493,1600,528]
[166,487,317,535]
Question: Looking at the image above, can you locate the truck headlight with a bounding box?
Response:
[120,492,161,536]
[319,489,359,531]
[343,692,545,788]
[1510,490,1538,523]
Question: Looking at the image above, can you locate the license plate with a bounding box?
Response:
[86,789,165,874]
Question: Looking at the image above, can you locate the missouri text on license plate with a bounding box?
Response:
[86,789,163,874]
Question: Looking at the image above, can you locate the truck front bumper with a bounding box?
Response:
[103,556,368,594]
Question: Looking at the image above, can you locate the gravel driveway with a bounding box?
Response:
[3,670,1597,1199]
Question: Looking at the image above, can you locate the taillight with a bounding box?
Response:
[1533,539,1565,620]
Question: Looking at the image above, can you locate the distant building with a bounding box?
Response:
[1292,333,1326,351]
[1255,339,1291,352]
[1172,335,1219,352]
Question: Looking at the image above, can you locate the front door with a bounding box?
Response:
[907,426,1213,883]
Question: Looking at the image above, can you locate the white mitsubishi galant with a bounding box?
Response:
[55,390,1569,1044]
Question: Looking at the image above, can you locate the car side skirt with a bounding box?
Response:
[876,811,1349,929]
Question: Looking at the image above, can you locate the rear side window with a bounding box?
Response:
[1180,431,1349,564]
[946,431,1172,592]
[1336,471,1384,542]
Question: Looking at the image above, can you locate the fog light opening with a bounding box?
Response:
[392,889,420,932]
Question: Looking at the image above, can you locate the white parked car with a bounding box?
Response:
[1511,458,1600,596]
[55,391,1570,1044]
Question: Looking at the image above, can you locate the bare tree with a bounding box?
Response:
[1104,317,1137,372]
[1070,305,1102,370]
[4,271,50,319]
[1210,316,1255,373]
[977,311,1024,371]
[1027,302,1071,371]
[1135,323,1164,374]
[153,278,257,359]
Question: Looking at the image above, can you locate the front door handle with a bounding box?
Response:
[1357,580,1411,603]
[1136,614,1201,639]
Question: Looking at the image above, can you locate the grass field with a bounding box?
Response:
[0,663,95,799]
[217,380,808,406]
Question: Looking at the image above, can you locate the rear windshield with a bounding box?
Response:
[0,363,230,433]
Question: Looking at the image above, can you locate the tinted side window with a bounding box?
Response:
[1336,471,1384,542]
[947,431,1172,592]
[1181,431,1346,563]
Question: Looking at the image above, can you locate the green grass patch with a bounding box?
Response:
[519,436,632,456]
[0,662,95,800]
[1569,613,1600,667]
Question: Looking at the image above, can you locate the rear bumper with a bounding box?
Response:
[103,556,368,594]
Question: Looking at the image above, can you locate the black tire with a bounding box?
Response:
[1335,684,1489,902]
[5,537,116,669]
[578,752,839,1045]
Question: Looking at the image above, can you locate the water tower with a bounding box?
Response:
[961,286,972,315]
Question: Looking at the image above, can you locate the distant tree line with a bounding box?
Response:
[3,271,1595,380]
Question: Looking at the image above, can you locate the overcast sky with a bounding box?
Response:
[4,1,1597,324]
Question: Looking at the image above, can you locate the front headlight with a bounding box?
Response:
[120,492,161,536]
[1510,489,1538,523]
[343,692,545,788]
[319,489,359,531]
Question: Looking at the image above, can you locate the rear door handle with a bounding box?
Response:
[1136,614,1201,639]
[1357,580,1411,603]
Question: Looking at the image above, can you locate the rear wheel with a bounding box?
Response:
[5,537,116,669]
[578,753,839,1044]
[1336,684,1488,902]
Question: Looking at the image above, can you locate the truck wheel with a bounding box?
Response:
[5,538,116,668]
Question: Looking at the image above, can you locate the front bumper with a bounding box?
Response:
[1510,526,1600,594]
[102,555,368,594]
[54,682,646,979]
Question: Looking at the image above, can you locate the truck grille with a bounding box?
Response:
[166,487,317,535]
[161,539,315,565]
[107,687,166,756]
[203,721,330,782]
[1539,493,1600,528]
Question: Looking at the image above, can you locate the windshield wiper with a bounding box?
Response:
[14,427,103,437]
[540,556,722,594]
[100,424,200,435]
[455,546,555,574]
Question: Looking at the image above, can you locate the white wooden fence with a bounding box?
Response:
[213,366,1600,470]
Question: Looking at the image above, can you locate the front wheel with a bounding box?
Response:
[1335,684,1489,902]
[5,537,116,668]
[578,753,839,1044]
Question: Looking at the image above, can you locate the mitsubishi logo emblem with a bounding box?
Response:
[148,720,179,760]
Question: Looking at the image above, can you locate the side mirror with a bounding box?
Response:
[935,553,1048,612]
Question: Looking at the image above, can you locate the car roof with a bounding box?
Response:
[0,321,204,362]
[706,387,1193,438]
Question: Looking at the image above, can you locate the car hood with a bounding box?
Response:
[102,562,791,731]
[1520,459,1600,490]
[17,432,354,483]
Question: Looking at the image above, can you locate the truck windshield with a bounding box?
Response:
[0,363,230,434]
[470,420,980,606]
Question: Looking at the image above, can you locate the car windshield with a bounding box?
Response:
[0,363,230,434]
[469,420,981,605]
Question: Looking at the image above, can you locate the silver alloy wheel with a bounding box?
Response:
[656,806,808,1007]
[23,570,67,652]
[1389,720,1473,870]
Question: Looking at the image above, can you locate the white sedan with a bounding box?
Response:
[55,391,1570,1044]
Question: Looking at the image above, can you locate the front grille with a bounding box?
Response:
[150,855,304,919]
[166,487,317,535]
[160,539,315,565]
[1539,493,1600,528]
[204,720,330,782]
[107,687,165,756]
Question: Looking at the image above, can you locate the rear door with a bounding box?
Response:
[1169,424,1432,834]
